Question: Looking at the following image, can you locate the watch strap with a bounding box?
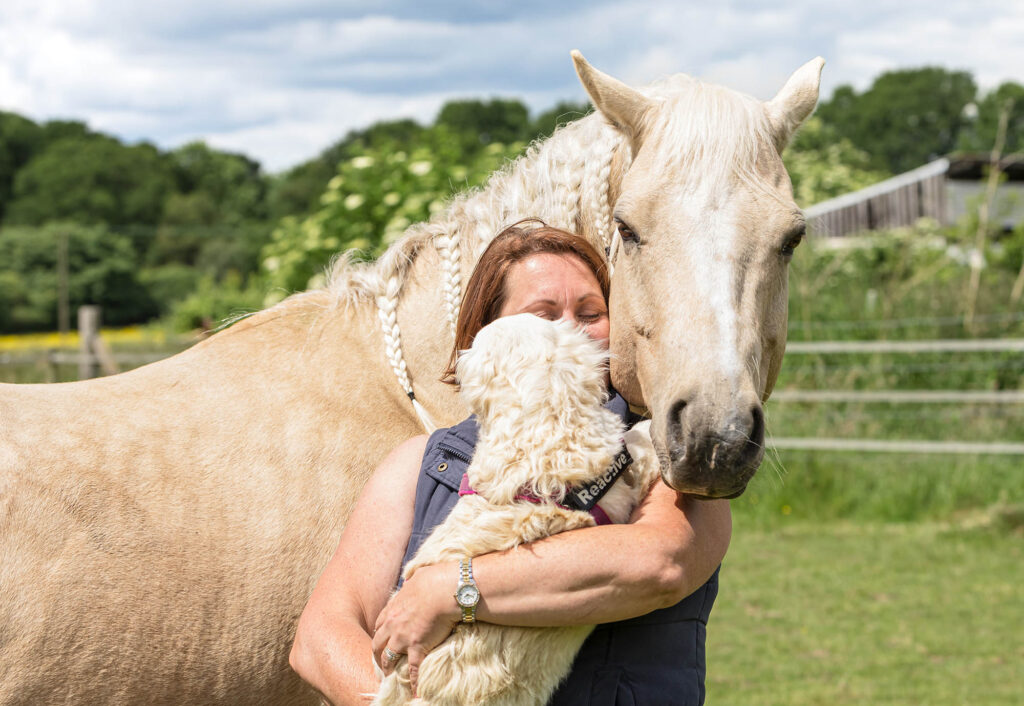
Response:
[458,558,478,623]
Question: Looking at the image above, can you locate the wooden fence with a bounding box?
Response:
[805,159,950,238]
[2,327,1021,455]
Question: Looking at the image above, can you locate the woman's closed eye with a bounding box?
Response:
[529,308,559,321]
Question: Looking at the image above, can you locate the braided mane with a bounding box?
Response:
[321,113,623,309]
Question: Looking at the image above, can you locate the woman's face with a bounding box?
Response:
[498,253,610,348]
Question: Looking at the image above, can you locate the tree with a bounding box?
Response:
[0,112,44,221]
[436,99,531,149]
[165,141,267,225]
[4,135,173,226]
[957,81,1024,154]
[0,223,156,331]
[267,119,427,220]
[817,67,977,173]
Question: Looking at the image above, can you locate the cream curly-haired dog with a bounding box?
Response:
[373,313,658,706]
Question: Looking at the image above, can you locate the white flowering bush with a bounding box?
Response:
[261,126,522,296]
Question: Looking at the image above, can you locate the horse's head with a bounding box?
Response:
[573,51,823,498]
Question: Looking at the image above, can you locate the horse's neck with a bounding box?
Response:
[389,116,630,428]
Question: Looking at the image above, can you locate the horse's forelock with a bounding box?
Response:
[638,77,778,193]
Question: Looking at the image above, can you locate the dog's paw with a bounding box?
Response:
[623,420,660,489]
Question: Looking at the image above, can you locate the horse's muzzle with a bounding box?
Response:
[661,399,765,497]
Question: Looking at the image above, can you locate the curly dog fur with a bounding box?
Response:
[373,314,658,706]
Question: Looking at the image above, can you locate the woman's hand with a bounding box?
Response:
[372,562,460,694]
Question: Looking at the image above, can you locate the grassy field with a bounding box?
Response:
[709,511,1022,705]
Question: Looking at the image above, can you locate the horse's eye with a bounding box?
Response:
[781,227,805,258]
[616,220,639,244]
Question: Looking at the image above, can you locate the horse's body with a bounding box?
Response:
[0,53,822,703]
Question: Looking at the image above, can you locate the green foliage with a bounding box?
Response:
[5,135,173,226]
[0,112,44,221]
[783,117,889,206]
[788,219,1024,340]
[436,98,531,149]
[267,101,584,223]
[267,119,429,221]
[817,67,977,173]
[530,101,592,139]
[138,265,201,314]
[262,127,524,293]
[166,141,267,225]
[168,272,265,332]
[957,81,1024,154]
[0,222,156,332]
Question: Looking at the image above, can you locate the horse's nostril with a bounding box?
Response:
[667,398,688,439]
[750,405,764,446]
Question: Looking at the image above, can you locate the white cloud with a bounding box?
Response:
[0,0,1021,172]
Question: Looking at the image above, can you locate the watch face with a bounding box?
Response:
[456,584,480,607]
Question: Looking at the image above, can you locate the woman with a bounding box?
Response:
[290,222,732,705]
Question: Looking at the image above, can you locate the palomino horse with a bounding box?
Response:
[0,52,822,704]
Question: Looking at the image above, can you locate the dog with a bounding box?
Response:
[372,313,659,706]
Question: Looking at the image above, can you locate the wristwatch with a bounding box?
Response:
[454,558,481,623]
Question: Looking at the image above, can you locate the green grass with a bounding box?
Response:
[709,515,1023,705]
[735,450,1024,525]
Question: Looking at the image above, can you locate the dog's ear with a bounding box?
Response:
[455,344,496,417]
[543,321,610,413]
[457,314,545,417]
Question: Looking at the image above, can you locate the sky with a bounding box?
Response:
[1,0,1021,173]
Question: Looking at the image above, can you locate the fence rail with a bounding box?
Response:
[770,438,1024,455]
[3,334,1021,456]
[786,338,1024,354]
[770,389,1024,404]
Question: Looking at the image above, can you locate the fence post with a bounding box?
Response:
[78,306,100,380]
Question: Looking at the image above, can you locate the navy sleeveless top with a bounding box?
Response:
[399,393,719,705]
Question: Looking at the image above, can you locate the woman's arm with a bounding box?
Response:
[476,484,731,625]
[289,435,428,706]
[373,482,731,672]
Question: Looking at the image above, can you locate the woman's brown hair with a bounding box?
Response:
[442,219,610,384]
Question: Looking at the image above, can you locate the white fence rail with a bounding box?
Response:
[786,338,1024,354]
[773,336,1023,455]
[3,334,1022,456]
[771,390,1024,404]
[770,438,1024,455]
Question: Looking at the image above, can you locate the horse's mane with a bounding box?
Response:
[309,71,774,309]
[320,113,620,310]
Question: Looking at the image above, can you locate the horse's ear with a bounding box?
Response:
[572,50,654,139]
[765,57,825,152]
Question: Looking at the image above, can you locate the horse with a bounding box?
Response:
[0,51,822,704]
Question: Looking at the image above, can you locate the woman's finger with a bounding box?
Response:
[370,625,386,665]
[374,596,392,634]
[407,646,427,697]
